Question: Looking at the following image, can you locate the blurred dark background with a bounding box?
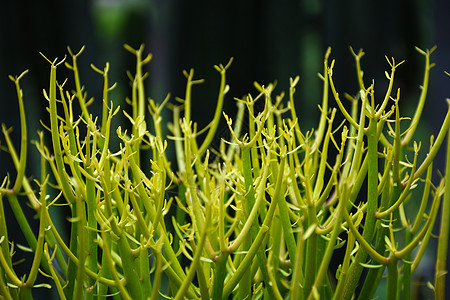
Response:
[1,0,449,298]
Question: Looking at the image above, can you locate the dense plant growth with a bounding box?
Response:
[1,45,450,299]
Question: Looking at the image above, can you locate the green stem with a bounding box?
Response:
[223,152,286,299]
[151,246,163,300]
[303,210,317,299]
[139,239,152,298]
[212,254,228,300]
[0,192,13,274]
[303,145,317,299]
[308,182,347,299]
[10,71,28,194]
[278,185,297,267]
[239,146,257,299]
[333,225,356,299]
[358,182,401,299]
[223,225,270,299]
[386,259,398,300]
[85,167,97,300]
[434,129,450,299]
[270,212,282,294]
[73,194,87,300]
[43,243,67,300]
[98,232,114,298]
[401,46,435,147]
[174,203,211,300]
[402,230,412,300]
[99,227,132,300]
[197,59,233,156]
[0,268,14,300]
[24,184,47,289]
[45,56,75,204]
[342,115,379,299]
[413,105,450,180]
[65,202,78,298]
[6,194,51,276]
[117,232,144,300]
[290,227,305,300]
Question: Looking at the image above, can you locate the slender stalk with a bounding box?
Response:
[197,59,233,156]
[303,144,318,299]
[139,236,152,298]
[239,145,258,299]
[386,259,398,300]
[342,113,379,299]
[333,223,357,299]
[85,140,97,299]
[174,203,211,300]
[223,151,286,299]
[0,192,13,271]
[97,231,114,298]
[308,181,347,299]
[100,227,132,300]
[9,70,28,194]
[434,129,450,299]
[358,183,400,299]
[402,230,412,300]
[212,253,228,300]
[401,46,436,147]
[45,208,116,287]
[43,244,67,300]
[290,226,305,300]
[24,180,48,290]
[73,192,87,300]
[0,268,14,300]
[277,191,297,265]
[116,232,144,300]
[42,54,76,204]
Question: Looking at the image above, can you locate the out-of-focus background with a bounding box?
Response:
[1,0,450,298]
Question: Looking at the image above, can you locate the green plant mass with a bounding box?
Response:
[1,44,450,300]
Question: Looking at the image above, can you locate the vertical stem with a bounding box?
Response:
[10,72,28,195]
[402,230,412,300]
[240,146,256,299]
[117,232,144,300]
[290,227,304,300]
[342,115,379,299]
[334,227,356,299]
[386,259,398,300]
[151,246,163,300]
[197,59,232,156]
[277,188,297,267]
[139,237,152,297]
[269,213,282,292]
[47,59,75,204]
[73,193,87,300]
[303,144,317,299]
[85,168,97,300]
[434,130,450,299]
[212,254,228,300]
[241,145,277,299]
[308,182,347,299]
[65,203,78,298]
[174,203,211,300]
[97,232,114,298]
[303,210,317,299]
[223,153,286,299]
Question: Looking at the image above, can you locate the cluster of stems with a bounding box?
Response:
[1,44,450,300]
